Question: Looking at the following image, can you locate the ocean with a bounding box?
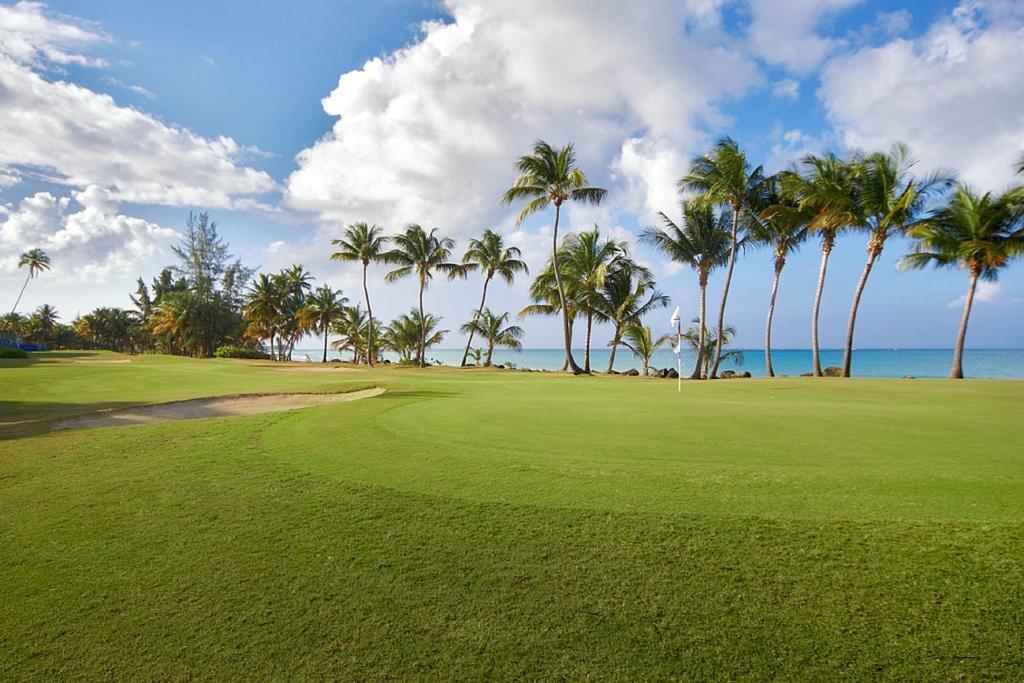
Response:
[293,347,1024,379]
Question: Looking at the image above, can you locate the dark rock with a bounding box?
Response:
[720,370,736,378]
[666,368,679,379]
[740,371,751,378]
[800,372,813,377]
[903,375,916,379]
[623,368,640,376]
[822,366,843,377]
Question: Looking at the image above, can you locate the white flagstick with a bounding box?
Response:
[670,306,681,392]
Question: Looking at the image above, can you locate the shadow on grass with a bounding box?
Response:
[0,400,141,440]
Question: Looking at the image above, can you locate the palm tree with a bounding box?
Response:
[385,309,448,364]
[518,246,584,371]
[331,304,369,363]
[841,144,952,376]
[456,229,528,366]
[330,222,388,366]
[682,318,742,379]
[243,274,282,360]
[500,141,607,374]
[11,249,51,315]
[460,308,524,366]
[781,153,861,376]
[561,227,628,372]
[30,304,60,346]
[899,186,1022,378]
[618,323,673,376]
[641,202,732,378]
[594,266,668,373]
[302,285,348,362]
[681,138,765,378]
[383,225,459,367]
[750,180,811,377]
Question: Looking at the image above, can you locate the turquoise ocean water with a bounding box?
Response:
[295,347,1024,378]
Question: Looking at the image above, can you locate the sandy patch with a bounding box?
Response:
[52,387,384,431]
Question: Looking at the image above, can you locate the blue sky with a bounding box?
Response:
[1,0,1022,349]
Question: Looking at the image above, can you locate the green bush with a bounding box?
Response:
[0,346,29,359]
[214,345,268,360]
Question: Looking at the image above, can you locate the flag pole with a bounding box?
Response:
[670,305,681,393]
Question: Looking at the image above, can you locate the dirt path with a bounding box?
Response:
[52,388,384,431]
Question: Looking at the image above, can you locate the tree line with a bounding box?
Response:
[4,144,1022,378]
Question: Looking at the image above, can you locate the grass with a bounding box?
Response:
[2,351,1022,678]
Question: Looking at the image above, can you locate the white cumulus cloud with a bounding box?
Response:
[0,185,178,279]
[0,1,276,208]
[819,0,1024,190]
[285,0,759,235]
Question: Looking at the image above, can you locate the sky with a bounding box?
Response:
[1,0,1022,350]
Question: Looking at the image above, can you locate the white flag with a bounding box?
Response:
[670,305,680,327]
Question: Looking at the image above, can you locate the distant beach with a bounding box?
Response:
[294,347,1024,378]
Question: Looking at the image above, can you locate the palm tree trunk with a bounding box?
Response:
[842,240,881,377]
[485,341,494,367]
[709,207,740,379]
[269,331,275,361]
[584,313,593,373]
[950,271,978,379]
[551,203,583,374]
[363,264,374,367]
[10,273,30,315]
[417,279,426,367]
[461,275,491,366]
[811,234,834,377]
[322,325,329,363]
[606,326,621,373]
[765,258,783,378]
[692,275,707,379]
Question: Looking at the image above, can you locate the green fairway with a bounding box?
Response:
[2,352,1023,678]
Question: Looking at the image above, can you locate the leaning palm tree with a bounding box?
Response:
[594,266,668,373]
[11,248,51,315]
[456,229,528,366]
[561,227,628,372]
[460,308,524,366]
[899,186,1022,378]
[619,323,673,376]
[641,202,732,378]
[302,285,348,362]
[383,225,459,367]
[841,144,952,376]
[750,180,811,377]
[682,138,765,378]
[519,247,584,370]
[781,153,861,376]
[500,141,607,374]
[330,222,388,366]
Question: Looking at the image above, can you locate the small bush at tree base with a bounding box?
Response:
[0,346,29,359]
[214,345,268,360]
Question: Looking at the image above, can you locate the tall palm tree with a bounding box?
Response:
[595,266,668,373]
[456,229,528,366]
[899,186,1022,378]
[518,251,583,370]
[460,308,524,366]
[681,138,765,378]
[619,323,673,376]
[841,144,952,376]
[781,153,861,376]
[383,225,459,367]
[11,248,51,315]
[642,202,732,378]
[750,181,811,377]
[330,222,388,366]
[561,227,627,372]
[302,285,348,362]
[500,141,607,374]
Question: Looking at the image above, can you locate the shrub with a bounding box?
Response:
[214,345,268,360]
[0,346,29,359]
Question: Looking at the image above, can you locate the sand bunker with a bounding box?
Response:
[52,387,384,431]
